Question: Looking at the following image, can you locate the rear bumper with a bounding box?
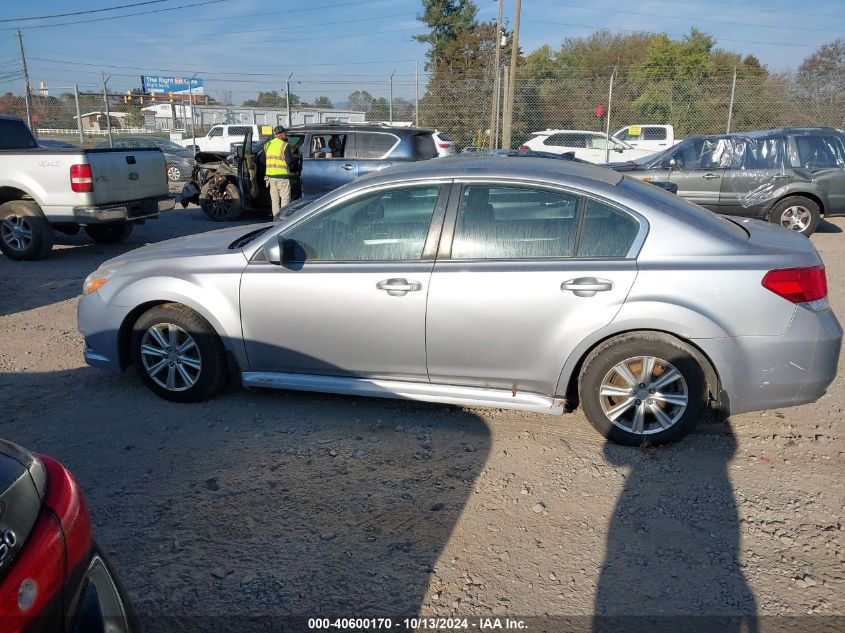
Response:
[72,196,174,223]
[696,306,842,415]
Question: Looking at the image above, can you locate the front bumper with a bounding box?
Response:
[77,291,133,373]
[73,196,174,223]
[696,306,842,415]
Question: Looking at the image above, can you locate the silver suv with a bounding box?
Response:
[78,156,841,445]
[611,128,845,235]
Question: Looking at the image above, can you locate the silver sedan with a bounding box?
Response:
[78,156,842,445]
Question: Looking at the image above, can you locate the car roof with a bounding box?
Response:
[356,155,624,186]
[286,123,435,135]
[532,129,606,135]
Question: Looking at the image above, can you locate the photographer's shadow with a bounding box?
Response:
[594,426,757,633]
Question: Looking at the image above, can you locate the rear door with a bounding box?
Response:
[792,133,845,215]
[354,131,402,178]
[720,135,791,217]
[425,182,641,396]
[300,131,356,196]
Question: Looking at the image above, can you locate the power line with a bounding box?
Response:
[0,0,180,23]
[2,0,226,31]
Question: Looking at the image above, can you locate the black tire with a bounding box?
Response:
[0,200,54,260]
[578,332,708,446]
[130,303,227,403]
[84,223,134,244]
[769,196,820,236]
[166,163,182,182]
[200,180,243,221]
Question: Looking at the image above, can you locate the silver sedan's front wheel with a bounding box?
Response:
[131,303,227,402]
[140,323,203,392]
[579,333,708,445]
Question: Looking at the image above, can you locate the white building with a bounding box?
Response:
[141,103,365,132]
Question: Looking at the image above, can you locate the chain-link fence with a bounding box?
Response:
[2,72,843,152]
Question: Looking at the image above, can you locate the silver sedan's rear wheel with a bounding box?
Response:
[579,333,708,445]
[131,303,227,402]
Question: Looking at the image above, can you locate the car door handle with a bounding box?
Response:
[377,278,422,296]
[342,164,355,171]
[703,173,721,180]
[561,277,613,297]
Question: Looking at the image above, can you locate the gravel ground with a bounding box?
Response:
[0,207,843,631]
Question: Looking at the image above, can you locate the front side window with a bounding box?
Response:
[283,185,441,261]
[451,185,581,259]
[308,133,347,158]
[643,127,668,141]
[669,137,732,169]
[207,126,223,137]
[588,135,617,150]
[354,133,399,159]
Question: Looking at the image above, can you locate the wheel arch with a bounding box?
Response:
[768,191,825,217]
[558,327,726,416]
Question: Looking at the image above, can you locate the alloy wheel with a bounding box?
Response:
[167,165,182,181]
[140,323,202,391]
[0,215,33,252]
[598,356,688,436]
[779,205,811,232]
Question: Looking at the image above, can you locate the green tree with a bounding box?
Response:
[414,0,478,69]
[311,95,334,109]
[241,91,301,108]
[348,90,375,113]
[797,39,845,127]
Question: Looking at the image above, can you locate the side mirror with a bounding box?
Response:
[614,146,624,153]
[281,236,309,267]
[668,158,677,169]
[262,235,282,264]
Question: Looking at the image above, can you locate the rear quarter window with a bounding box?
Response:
[0,119,37,149]
[411,133,437,160]
[577,199,639,258]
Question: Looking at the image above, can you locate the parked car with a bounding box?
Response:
[97,136,196,182]
[612,124,679,152]
[431,130,456,156]
[0,439,135,633]
[608,128,845,235]
[521,129,654,163]
[178,124,268,153]
[180,123,440,221]
[78,156,841,446]
[0,115,172,261]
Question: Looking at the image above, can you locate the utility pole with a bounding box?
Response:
[73,84,84,145]
[102,70,113,148]
[188,73,198,152]
[286,72,293,127]
[415,61,420,127]
[501,64,510,149]
[17,30,33,131]
[501,0,521,149]
[488,0,504,149]
[604,66,616,164]
[389,69,395,124]
[726,66,737,133]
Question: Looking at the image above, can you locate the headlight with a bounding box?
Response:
[82,262,125,295]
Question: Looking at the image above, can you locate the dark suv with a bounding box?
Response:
[182,123,439,221]
[609,127,845,235]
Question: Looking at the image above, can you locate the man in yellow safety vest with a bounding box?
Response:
[264,126,293,219]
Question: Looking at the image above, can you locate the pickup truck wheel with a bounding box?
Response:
[770,196,820,236]
[0,200,54,260]
[579,332,708,446]
[84,223,133,244]
[200,181,243,222]
[131,303,227,403]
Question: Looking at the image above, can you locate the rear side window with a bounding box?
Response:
[0,119,37,149]
[576,199,639,258]
[737,137,787,170]
[547,133,587,148]
[412,133,437,160]
[643,127,667,141]
[451,185,581,259]
[795,135,845,169]
[228,126,251,137]
[354,132,399,159]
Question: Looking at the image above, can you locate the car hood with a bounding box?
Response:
[104,224,272,266]
[604,161,642,171]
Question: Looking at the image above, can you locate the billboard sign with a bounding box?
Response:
[141,76,204,95]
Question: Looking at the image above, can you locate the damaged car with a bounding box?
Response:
[608,127,845,236]
[180,124,440,221]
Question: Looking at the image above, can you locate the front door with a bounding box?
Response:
[425,183,641,396]
[240,183,448,379]
[659,137,729,210]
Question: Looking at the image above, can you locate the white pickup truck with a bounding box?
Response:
[612,124,679,153]
[179,124,269,153]
[0,115,173,260]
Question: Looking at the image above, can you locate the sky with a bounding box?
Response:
[0,0,843,105]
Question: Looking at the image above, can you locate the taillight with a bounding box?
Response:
[762,266,827,304]
[519,145,530,151]
[437,143,450,149]
[70,164,94,192]
[0,456,92,633]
